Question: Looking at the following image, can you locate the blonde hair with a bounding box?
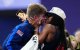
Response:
[27,4,47,17]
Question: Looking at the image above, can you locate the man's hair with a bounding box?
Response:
[27,4,47,17]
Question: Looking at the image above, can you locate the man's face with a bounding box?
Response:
[34,14,47,26]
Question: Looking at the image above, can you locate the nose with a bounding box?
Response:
[42,16,47,20]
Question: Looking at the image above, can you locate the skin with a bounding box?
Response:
[38,24,56,44]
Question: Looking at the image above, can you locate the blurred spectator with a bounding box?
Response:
[65,29,77,50]
[75,29,80,50]
[66,29,80,50]
[69,35,77,50]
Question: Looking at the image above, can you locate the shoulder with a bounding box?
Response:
[43,24,56,33]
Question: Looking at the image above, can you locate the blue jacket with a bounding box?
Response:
[4,20,34,50]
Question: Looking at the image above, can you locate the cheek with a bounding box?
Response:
[34,19,40,25]
[71,41,77,48]
[35,19,39,22]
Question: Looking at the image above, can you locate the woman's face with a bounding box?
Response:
[71,40,77,49]
[75,31,80,42]
[46,16,53,24]
[34,14,47,26]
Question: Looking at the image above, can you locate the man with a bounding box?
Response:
[3,4,47,50]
